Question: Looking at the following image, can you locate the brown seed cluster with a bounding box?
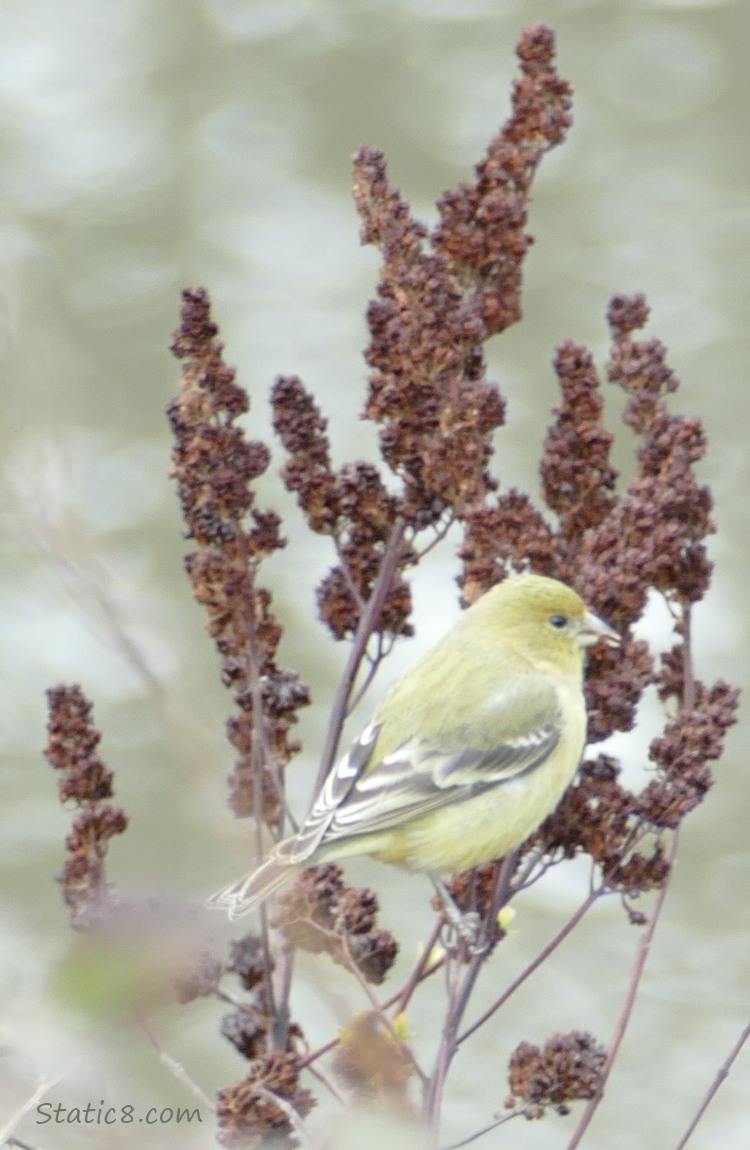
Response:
[536,757,663,906]
[272,375,413,641]
[541,342,618,543]
[538,678,738,909]
[274,864,398,986]
[460,294,713,624]
[532,297,736,900]
[216,1052,315,1148]
[355,143,505,527]
[269,26,573,645]
[443,291,739,929]
[44,685,128,927]
[640,679,738,829]
[169,288,311,823]
[573,293,713,622]
[507,1031,606,1118]
[433,23,573,335]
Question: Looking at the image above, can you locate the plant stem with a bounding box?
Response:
[424,856,516,1139]
[457,888,601,1048]
[315,517,406,793]
[565,827,681,1150]
[672,1016,750,1150]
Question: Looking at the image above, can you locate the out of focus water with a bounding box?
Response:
[1,2,748,1148]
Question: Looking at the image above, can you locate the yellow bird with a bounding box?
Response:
[208,573,619,920]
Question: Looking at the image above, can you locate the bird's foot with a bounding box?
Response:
[431,877,489,957]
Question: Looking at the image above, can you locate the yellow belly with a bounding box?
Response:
[384,769,570,873]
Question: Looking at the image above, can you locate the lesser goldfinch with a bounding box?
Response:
[208,573,619,919]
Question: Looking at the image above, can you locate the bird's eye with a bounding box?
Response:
[549,614,568,629]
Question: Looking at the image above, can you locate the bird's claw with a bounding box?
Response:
[439,909,490,957]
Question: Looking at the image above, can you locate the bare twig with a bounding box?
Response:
[392,919,446,1015]
[297,1035,340,1071]
[0,1068,75,1146]
[315,517,407,793]
[457,887,602,1048]
[346,631,386,716]
[567,605,699,1148]
[137,1012,215,1112]
[672,1016,750,1150]
[336,932,428,1086]
[303,1059,348,1106]
[425,854,518,1136]
[439,1105,528,1149]
[565,834,680,1147]
[415,513,456,562]
[253,1085,322,1150]
[239,569,281,1026]
[270,931,296,1054]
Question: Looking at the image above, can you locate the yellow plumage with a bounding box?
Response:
[207,573,619,919]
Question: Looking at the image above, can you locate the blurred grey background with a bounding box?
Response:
[0,1,748,1148]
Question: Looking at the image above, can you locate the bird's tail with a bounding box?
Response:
[205,853,299,920]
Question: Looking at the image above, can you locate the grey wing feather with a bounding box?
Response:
[278,718,382,863]
[322,717,561,840]
[285,688,563,860]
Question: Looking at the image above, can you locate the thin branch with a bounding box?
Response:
[303,1059,348,1106]
[346,631,386,716]
[457,887,602,1047]
[215,986,246,1009]
[508,845,546,892]
[672,1016,750,1150]
[336,539,368,613]
[336,932,428,1085]
[565,828,681,1150]
[315,516,407,793]
[297,1035,340,1071]
[566,604,697,1148]
[425,854,518,1136]
[253,1085,322,1150]
[392,918,445,1015]
[415,513,455,561]
[426,953,462,1137]
[137,1011,216,1111]
[680,605,696,712]
[270,931,295,1054]
[439,1106,528,1150]
[237,559,283,1027]
[0,1068,76,1146]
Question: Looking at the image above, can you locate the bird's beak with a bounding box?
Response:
[578,610,621,649]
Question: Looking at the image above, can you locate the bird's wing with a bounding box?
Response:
[281,678,563,863]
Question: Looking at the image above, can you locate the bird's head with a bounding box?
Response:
[475,573,620,669]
